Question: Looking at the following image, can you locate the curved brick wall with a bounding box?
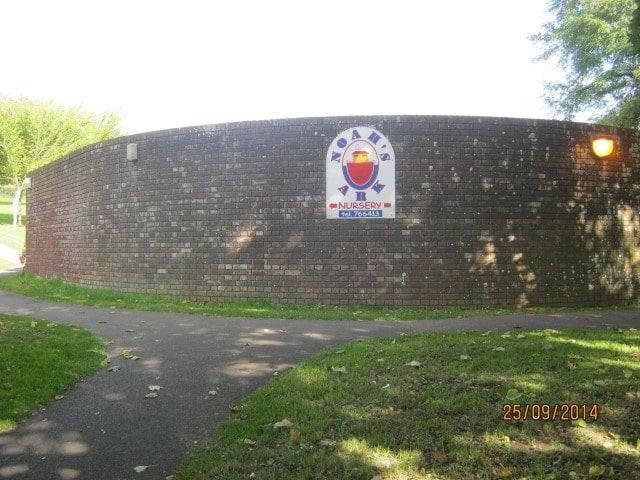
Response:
[26,115,640,307]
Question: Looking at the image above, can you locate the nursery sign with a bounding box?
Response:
[326,126,395,219]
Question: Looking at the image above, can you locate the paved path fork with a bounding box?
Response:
[1,290,639,480]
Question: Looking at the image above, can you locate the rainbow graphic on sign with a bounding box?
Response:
[344,149,378,189]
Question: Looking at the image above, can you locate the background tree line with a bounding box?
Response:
[532,0,639,128]
[0,97,122,228]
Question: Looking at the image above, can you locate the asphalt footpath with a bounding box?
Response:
[0,289,639,480]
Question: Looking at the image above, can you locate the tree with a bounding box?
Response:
[0,96,122,228]
[531,0,640,128]
[631,0,640,54]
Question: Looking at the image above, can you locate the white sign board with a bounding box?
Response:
[326,126,395,219]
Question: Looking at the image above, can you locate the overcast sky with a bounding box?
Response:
[2,0,564,135]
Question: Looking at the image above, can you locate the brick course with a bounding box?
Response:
[25,115,640,307]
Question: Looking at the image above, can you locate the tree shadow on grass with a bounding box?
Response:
[183,328,640,479]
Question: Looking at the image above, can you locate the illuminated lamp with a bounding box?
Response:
[591,136,615,158]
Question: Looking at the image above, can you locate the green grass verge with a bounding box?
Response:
[175,328,640,480]
[0,223,25,252]
[1,272,638,321]
[0,193,26,251]
[0,314,106,432]
[0,258,17,271]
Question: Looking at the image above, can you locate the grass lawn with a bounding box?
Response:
[0,314,106,432]
[0,258,17,271]
[175,327,640,480]
[1,272,639,322]
[0,192,26,252]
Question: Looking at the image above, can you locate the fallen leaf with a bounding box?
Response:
[131,355,141,361]
[55,394,65,400]
[122,349,132,358]
[273,418,294,429]
[506,389,522,401]
[431,451,446,462]
[406,360,423,368]
[572,419,587,428]
[543,329,559,336]
[331,366,347,374]
[107,365,121,372]
[144,392,159,399]
[500,333,511,339]
[516,334,526,339]
[588,465,605,476]
[98,320,107,324]
[148,385,163,392]
[125,329,136,332]
[335,349,346,354]
[459,355,471,361]
[543,343,554,350]
[289,428,300,441]
[30,321,37,328]
[106,339,115,345]
[623,370,633,379]
[133,465,149,473]
[481,330,492,336]
[208,389,218,396]
[493,347,506,352]
[243,438,257,446]
[495,468,512,479]
[567,361,577,370]
[318,439,336,448]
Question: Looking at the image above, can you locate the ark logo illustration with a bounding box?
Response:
[326,126,395,219]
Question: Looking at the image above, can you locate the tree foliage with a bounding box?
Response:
[0,96,122,227]
[532,0,640,128]
[632,1,640,54]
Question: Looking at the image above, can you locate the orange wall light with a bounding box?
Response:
[592,136,615,158]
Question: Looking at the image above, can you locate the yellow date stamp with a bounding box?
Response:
[502,403,599,422]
